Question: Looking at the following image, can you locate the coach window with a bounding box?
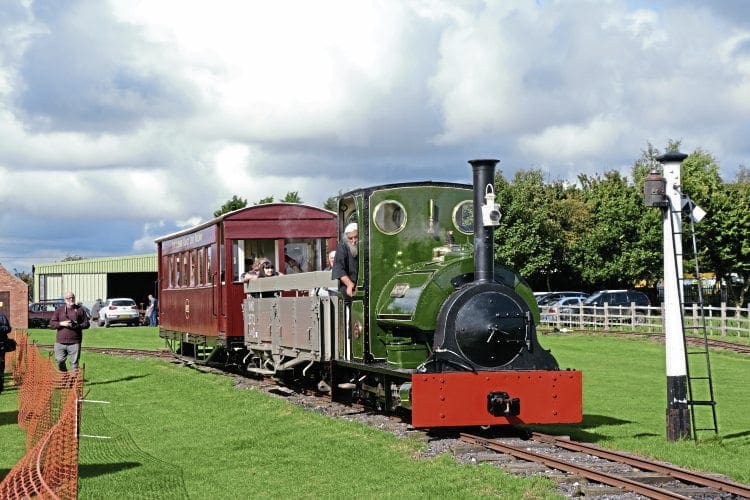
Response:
[284,239,325,273]
[207,248,214,285]
[241,239,277,269]
[173,256,181,288]
[167,256,173,288]
[174,253,180,287]
[197,248,204,286]
[190,250,198,286]
[452,200,474,235]
[183,251,190,287]
[231,240,250,282]
[373,200,406,235]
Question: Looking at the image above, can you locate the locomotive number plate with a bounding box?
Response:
[390,283,410,298]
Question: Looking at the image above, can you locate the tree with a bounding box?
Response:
[282,191,302,203]
[255,196,274,205]
[14,268,33,299]
[493,170,563,288]
[214,195,248,217]
[695,166,750,306]
[567,170,649,289]
[323,196,338,211]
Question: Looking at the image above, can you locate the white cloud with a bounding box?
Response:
[518,116,621,162]
[1,0,750,274]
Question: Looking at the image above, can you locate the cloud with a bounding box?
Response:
[1,0,750,275]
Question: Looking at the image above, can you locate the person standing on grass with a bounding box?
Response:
[50,291,89,372]
[0,310,10,394]
[147,293,158,326]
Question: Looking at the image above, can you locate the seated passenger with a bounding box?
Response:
[244,257,282,281]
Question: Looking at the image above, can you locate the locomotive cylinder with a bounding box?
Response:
[469,159,499,283]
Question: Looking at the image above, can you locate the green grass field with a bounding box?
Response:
[2,327,749,498]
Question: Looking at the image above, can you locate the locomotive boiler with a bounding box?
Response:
[240,158,582,428]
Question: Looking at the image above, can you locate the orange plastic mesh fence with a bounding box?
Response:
[0,331,84,500]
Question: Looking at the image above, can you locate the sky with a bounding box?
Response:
[1,0,749,275]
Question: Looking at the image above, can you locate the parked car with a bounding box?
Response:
[29,300,91,328]
[536,291,588,306]
[580,289,651,324]
[540,296,586,323]
[98,298,140,327]
[28,300,64,328]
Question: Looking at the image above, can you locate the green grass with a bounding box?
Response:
[538,333,750,484]
[1,349,557,499]
[23,325,165,351]
[2,329,750,498]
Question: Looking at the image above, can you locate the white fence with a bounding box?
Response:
[540,302,750,338]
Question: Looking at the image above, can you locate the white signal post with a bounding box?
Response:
[657,151,691,441]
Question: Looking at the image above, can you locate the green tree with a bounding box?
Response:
[13,268,33,299]
[544,180,591,290]
[214,195,248,217]
[568,171,648,289]
[256,196,274,205]
[282,191,302,203]
[696,168,750,306]
[493,170,563,288]
[323,196,338,211]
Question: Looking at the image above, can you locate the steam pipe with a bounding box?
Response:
[469,158,499,283]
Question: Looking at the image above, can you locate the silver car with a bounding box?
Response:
[98,298,140,327]
[540,296,586,324]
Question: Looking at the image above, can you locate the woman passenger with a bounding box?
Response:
[244,257,281,281]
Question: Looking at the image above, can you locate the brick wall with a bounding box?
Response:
[0,264,29,329]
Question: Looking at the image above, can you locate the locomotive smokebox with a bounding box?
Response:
[469,159,500,283]
[423,158,560,373]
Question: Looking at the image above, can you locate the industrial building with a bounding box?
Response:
[33,254,157,311]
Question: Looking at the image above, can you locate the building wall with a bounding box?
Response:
[34,254,157,304]
[38,273,107,304]
[0,264,29,329]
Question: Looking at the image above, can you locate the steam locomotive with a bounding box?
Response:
[237,159,582,428]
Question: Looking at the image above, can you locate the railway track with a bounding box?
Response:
[460,432,750,499]
[35,344,175,359]
[697,337,750,354]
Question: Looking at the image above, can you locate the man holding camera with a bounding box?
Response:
[50,291,89,372]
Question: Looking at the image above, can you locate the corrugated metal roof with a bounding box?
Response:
[34,254,157,274]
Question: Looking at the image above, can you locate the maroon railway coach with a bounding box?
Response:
[155,203,337,362]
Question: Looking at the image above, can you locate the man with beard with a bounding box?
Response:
[332,222,359,299]
[332,222,359,361]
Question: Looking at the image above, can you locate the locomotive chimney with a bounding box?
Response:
[469,158,499,283]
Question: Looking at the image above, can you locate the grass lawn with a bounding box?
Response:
[539,332,750,485]
[2,328,749,498]
[24,324,166,351]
